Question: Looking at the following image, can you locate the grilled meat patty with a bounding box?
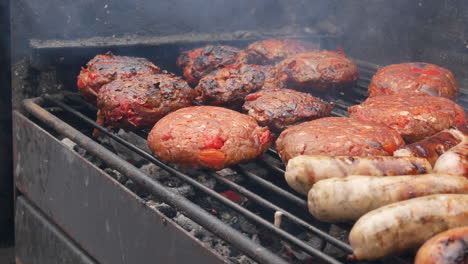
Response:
[276,50,359,93]
[195,64,282,108]
[368,62,459,99]
[96,73,195,129]
[276,117,404,164]
[242,89,334,132]
[147,106,273,170]
[348,95,467,143]
[237,38,318,65]
[77,52,160,104]
[176,45,241,85]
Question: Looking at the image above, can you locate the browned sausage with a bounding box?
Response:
[394,127,463,165]
[433,127,468,178]
[415,226,468,264]
[349,194,468,260]
[285,155,431,195]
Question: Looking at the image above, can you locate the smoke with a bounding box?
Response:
[10,0,468,87]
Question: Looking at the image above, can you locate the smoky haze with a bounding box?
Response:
[11,0,468,87]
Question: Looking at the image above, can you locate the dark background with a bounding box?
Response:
[0,0,12,245]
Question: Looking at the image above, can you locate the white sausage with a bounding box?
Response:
[308,174,468,222]
[285,155,431,195]
[349,194,468,260]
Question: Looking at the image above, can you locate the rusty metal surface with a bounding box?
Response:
[15,196,97,264]
[13,111,226,264]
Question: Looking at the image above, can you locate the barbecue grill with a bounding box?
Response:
[7,1,468,263]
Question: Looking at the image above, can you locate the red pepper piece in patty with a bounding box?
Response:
[199,150,226,169]
[382,141,398,154]
[245,93,261,101]
[89,72,97,80]
[77,78,86,89]
[260,130,272,145]
[203,135,224,149]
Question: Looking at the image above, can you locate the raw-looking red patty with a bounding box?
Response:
[237,38,318,65]
[147,106,273,170]
[276,50,359,93]
[368,62,459,99]
[96,74,195,130]
[176,45,241,85]
[276,117,404,164]
[348,95,467,143]
[242,89,334,132]
[77,52,160,104]
[195,64,282,108]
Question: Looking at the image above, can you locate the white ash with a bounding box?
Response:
[61,137,76,149]
[217,168,237,177]
[139,163,173,180]
[146,201,176,218]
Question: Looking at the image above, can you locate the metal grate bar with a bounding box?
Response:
[259,158,286,175]
[44,95,347,264]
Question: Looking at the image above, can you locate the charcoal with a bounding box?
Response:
[153,203,177,218]
[323,224,349,258]
[100,130,148,164]
[124,179,141,195]
[195,174,217,189]
[73,145,104,168]
[241,162,268,177]
[238,217,257,235]
[224,172,245,183]
[103,168,127,184]
[234,255,256,264]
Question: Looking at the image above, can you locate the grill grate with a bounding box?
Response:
[41,94,351,264]
[21,59,464,264]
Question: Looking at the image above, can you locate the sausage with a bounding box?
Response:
[394,127,463,165]
[308,174,468,223]
[349,194,468,260]
[415,227,468,264]
[284,155,432,195]
[433,127,468,178]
